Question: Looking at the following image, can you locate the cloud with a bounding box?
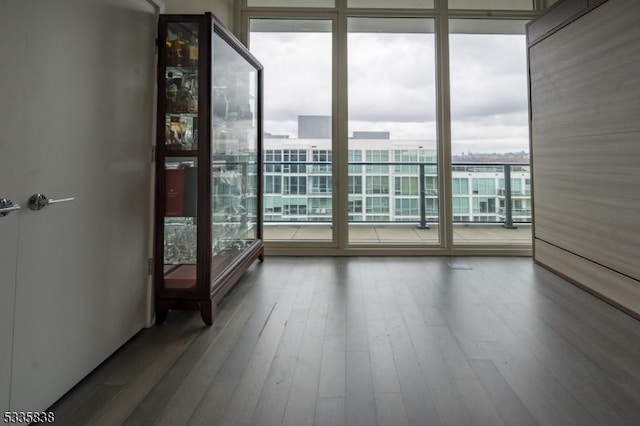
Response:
[250,28,529,153]
[450,33,529,120]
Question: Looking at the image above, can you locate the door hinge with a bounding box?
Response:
[148,258,154,275]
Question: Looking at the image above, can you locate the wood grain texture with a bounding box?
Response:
[535,239,640,318]
[45,257,640,426]
[529,0,640,314]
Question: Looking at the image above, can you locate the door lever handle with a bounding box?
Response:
[0,198,21,217]
[28,193,75,211]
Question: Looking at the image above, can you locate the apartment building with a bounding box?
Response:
[262,133,532,225]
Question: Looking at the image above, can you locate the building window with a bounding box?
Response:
[366,150,389,174]
[473,197,496,214]
[472,178,496,196]
[283,149,307,173]
[283,176,307,195]
[424,176,438,195]
[348,176,363,194]
[348,197,363,213]
[394,150,419,174]
[426,197,438,215]
[310,176,332,194]
[394,176,419,196]
[366,176,389,194]
[349,150,362,174]
[264,196,283,214]
[366,197,389,214]
[313,149,332,162]
[453,178,469,195]
[309,197,332,215]
[453,197,469,214]
[395,198,418,216]
[265,175,282,194]
[265,149,281,162]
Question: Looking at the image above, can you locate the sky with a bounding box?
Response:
[249,27,529,155]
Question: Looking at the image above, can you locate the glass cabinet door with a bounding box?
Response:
[162,21,200,290]
[211,32,259,281]
[164,22,199,151]
[163,158,198,289]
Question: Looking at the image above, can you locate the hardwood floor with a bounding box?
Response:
[48,257,640,425]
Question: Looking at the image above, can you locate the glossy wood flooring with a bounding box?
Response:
[48,257,640,425]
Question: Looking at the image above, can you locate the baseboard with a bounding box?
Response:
[535,238,640,320]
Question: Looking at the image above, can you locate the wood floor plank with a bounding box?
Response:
[282,259,332,426]
[361,263,402,396]
[469,359,537,426]
[318,335,346,398]
[480,340,599,426]
[250,308,309,426]
[345,351,376,426]
[315,397,345,426]
[375,392,409,426]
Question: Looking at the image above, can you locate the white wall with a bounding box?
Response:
[163,0,235,30]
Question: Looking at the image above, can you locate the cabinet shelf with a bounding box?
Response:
[166,66,198,74]
[154,13,263,326]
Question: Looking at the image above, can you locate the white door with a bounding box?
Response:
[0,0,158,412]
[0,0,31,413]
[0,203,20,413]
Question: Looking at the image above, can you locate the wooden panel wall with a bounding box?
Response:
[528,0,640,316]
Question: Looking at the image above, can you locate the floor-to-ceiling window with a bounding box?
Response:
[347,17,438,245]
[249,18,334,242]
[449,19,532,245]
[241,0,541,254]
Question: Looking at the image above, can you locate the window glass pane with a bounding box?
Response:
[450,19,531,244]
[448,0,533,10]
[248,0,334,7]
[348,17,438,244]
[348,0,434,8]
[250,18,332,241]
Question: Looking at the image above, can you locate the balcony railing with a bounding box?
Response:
[262,161,531,228]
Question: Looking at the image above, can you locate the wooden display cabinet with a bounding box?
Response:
[154,13,264,325]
